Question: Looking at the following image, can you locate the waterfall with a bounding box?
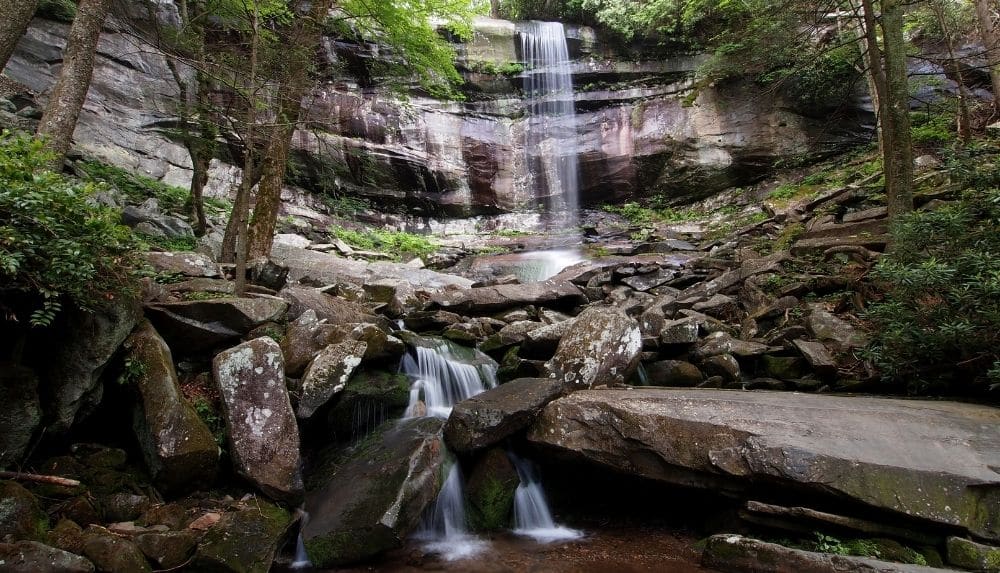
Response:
[402,340,498,419]
[520,21,580,224]
[510,452,583,543]
[405,338,497,559]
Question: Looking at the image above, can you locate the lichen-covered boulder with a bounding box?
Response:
[0,540,94,572]
[191,499,292,573]
[0,366,41,467]
[298,341,367,419]
[123,321,219,493]
[444,378,565,453]
[213,338,303,503]
[465,448,520,531]
[146,298,288,355]
[278,285,380,324]
[946,537,1000,571]
[303,418,445,567]
[544,306,642,389]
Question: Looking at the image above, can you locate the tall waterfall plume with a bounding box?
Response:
[520,21,581,224]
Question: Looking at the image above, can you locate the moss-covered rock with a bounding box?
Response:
[135,530,197,569]
[191,499,293,573]
[82,526,151,573]
[0,540,94,572]
[760,355,807,380]
[326,370,411,443]
[947,536,1000,571]
[465,448,520,531]
[47,518,85,555]
[0,481,48,541]
[303,418,445,567]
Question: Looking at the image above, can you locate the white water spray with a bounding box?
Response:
[510,453,583,543]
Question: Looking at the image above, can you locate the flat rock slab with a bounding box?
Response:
[702,535,950,573]
[444,378,566,453]
[528,389,1000,541]
[429,280,587,314]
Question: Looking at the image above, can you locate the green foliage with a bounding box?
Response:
[603,202,700,225]
[465,60,525,76]
[78,161,188,212]
[0,133,141,327]
[193,398,227,447]
[36,0,77,22]
[864,188,1000,394]
[117,356,147,386]
[911,111,954,147]
[329,226,438,260]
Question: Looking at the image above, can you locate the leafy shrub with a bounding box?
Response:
[77,160,193,214]
[0,133,141,326]
[864,188,1000,394]
[37,0,77,22]
[910,111,954,147]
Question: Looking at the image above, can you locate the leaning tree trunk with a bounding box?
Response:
[36,0,112,170]
[973,0,1000,112]
[0,0,38,73]
[880,0,914,219]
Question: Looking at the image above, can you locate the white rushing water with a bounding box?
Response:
[521,21,580,222]
[510,453,583,543]
[406,339,498,559]
[507,248,587,282]
[402,341,497,419]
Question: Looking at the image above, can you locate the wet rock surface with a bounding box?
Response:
[444,378,566,453]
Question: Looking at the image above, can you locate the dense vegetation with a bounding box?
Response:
[0,133,140,326]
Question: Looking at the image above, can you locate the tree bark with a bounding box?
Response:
[36,0,112,170]
[245,0,335,263]
[0,0,38,73]
[932,0,971,142]
[880,0,913,219]
[973,0,1000,111]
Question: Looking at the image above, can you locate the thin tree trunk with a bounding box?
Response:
[849,0,882,151]
[932,1,971,143]
[36,0,112,170]
[246,0,335,263]
[233,5,260,298]
[0,0,38,73]
[973,0,1000,112]
[880,0,914,218]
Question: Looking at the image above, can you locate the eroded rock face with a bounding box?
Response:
[303,418,445,567]
[298,341,367,419]
[146,298,288,355]
[444,378,566,453]
[212,338,303,503]
[544,306,642,389]
[0,366,42,467]
[124,321,219,493]
[528,389,1000,542]
[430,280,587,315]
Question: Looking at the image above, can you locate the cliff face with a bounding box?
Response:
[7,14,871,217]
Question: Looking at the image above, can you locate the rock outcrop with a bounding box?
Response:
[528,389,1000,542]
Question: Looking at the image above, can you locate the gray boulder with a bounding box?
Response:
[0,541,94,572]
[191,499,292,573]
[303,418,445,567]
[0,366,41,467]
[298,341,367,419]
[213,338,303,503]
[278,286,382,324]
[123,321,219,493]
[429,280,587,314]
[544,306,642,389]
[808,306,869,350]
[945,536,1000,571]
[39,298,141,433]
[645,360,704,387]
[142,251,220,279]
[146,298,288,354]
[81,526,151,573]
[444,378,566,453]
[0,481,46,541]
[529,389,1000,542]
[123,199,193,240]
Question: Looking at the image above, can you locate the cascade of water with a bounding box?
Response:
[402,341,497,419]
[510,452,583,543]
[404,338,498,559]
[520,21,580,224]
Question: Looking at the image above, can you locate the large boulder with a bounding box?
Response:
[122,199,193,240]
[146,298,288,355]
[142,251,220,279]
[0,366,42,467]
[81,526,151,573]
[303,418,446,567]
[465,448,521,531]
[191,499,293,573]
[429,280,587,314]
[325,370,412,443]
[123,321,219,493]
[36,298,141,433]
[213,338,303,503]
[528,389,1000,542]
[0,481,47,541]
[444,378,566,453]
[0,541,94,573]
[544,306,642,389]
[278,286,380,324]
[297,341,367,419]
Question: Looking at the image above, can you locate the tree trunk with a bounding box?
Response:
[231,4,260,297]
[933,0,971,142]
[245,0,335,263]
[0,0,38,73]
[880,0,914,218]
[36,0,112,170]
[490,0,501,19]
[849,0,882,151]
[973,0,1000,112]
